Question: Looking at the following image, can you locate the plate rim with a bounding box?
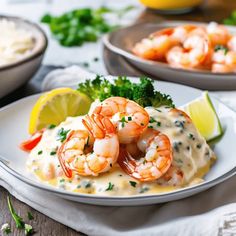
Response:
[0,81,236,202]
[103,21,236,77]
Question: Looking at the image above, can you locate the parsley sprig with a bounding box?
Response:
[7,196,33,235]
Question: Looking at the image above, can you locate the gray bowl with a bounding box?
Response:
[103,21,236,90]
[0,15,47,98]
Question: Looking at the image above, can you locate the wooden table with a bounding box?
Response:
[1,0,236,235]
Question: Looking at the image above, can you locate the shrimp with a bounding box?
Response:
[57,114,119,177]
[206,22,230,46]
[132,28,174,61]
[92,97,149,144]
[170,25,198,44]
[166,33,212,69]
[212,50,236,73]
[118,128,173,182]
[228,36,236,52]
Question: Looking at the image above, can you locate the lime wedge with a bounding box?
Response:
[180,91,223,141]
[29,88,92,134]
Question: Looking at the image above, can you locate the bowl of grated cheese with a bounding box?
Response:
[0,15,47,98]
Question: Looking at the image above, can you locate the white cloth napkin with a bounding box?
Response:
[1,165,236,236]
[1,66,235,235]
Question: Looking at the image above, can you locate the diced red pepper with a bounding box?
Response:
[20,129,45,152]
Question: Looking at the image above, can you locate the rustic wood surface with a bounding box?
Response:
[1,0,236,235]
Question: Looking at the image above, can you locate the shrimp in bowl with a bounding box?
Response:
[132,22,236,73]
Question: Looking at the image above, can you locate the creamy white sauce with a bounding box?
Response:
[0,19,35,66]
[27,106,215,196]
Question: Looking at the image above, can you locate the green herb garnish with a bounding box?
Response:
[50,151,56,156]
[105,182,114,191]
[48,124,56,129]
[214,45,229,55]
[57,128,70,142]
[27,212,34,221]
[120,117,128,128]
[37,150,43,155]
[129,181,137,187]
[85,182,91,188]
[1,223,11,235]
[77,76,174,108]
[223,10,236,26]
[40,6,134,47]
[7,196,24,229]
[60,179,65,183]
[24,224,33,236]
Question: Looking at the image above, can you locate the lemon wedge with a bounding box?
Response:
[180,91,223,141]
[29,88,92,134]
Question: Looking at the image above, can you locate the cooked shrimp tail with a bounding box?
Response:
[57,114,119,176]
[118,129,173,182]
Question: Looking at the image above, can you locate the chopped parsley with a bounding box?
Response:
[27,212,34,221]
[105,182,114,191]
[173,142,180,152]
[196,144,202,149]
[48,124,56,129]
[77,185,81,189]
[50,151,57,156]
[37,150,43,155]
[59,179,65,183]
[24,224,33,236]
[214,45,229,55]
[129,181,137,187]
[1,223,11,235]
[85,182,91,188]
[149,117,156,123]
[57,128,70,142]
[120,117,128,128]
[139,187,149,193]
[188,133,195,140]
[174,120,185,129]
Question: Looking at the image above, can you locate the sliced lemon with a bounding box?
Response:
[180,91,223,141]
[29,88,92,134]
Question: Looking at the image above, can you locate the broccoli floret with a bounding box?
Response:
[77,75,175,108]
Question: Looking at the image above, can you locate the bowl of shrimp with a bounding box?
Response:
[103,21,236,90]
[0,76,236,206]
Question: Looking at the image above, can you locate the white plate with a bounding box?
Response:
[0,79,235,206]
[103,21,236,90]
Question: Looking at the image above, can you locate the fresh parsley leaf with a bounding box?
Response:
[223,10,236,26]
[1,223,11,235]
[129,181,137,187]
[48,124,56,129]
[57,128,70,142]
[27,212,34,221]
[85,182,91,188]
[24,224,33,236]
[214,45,228,55]
[37,150,43,155]
[105,182,114,191]
[7,196,24,229]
